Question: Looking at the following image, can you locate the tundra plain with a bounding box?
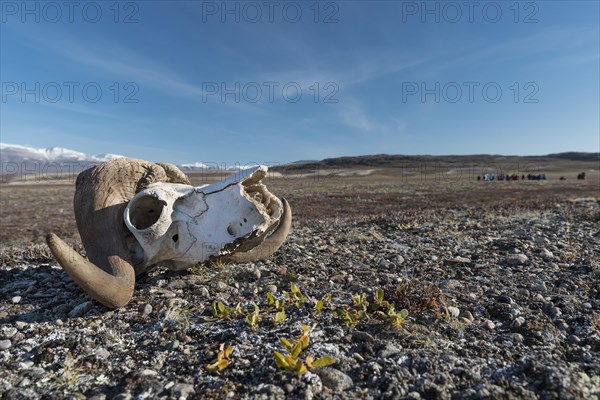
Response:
[0,156,599,399]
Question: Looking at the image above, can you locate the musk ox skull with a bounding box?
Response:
[46,158,291,309]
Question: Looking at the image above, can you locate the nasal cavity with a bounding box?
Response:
[227,224,236,236]
[129,195,167,230]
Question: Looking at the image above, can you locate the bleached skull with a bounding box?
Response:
[124,166,283,270]
[45,158,292,309]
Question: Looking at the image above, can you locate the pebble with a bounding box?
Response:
[55,319,64,327]
[142,304,153,315]
[446,257,471,266]
[238,266,261,281]
[0,340,11,350]
[87,394,106,400]
[318,367,353,391]
[379,343,402,358]
[15,321,27,330]
[482,320,496,330]
[2,327,18,339]
[555,320,569,331]
[95,348,110,360]
[273,265,287,275]
[216,281,229,292]
[506,254,529,265]
[461,311,474,323]
[12,332,24,342]
[266,285,278,294]
[532,281,547,292]
[171,383,195,399]
[200,287,211,298]
[140,369,158,377]
[352,331,374,342]
[510,333,524,343]
[11,296,22,304]
[540,249,554,260]
[68,301,94,318]
[511,317,526,329]
[53,304,70,315]
[568,335,581,344]
[547,307,562,318]
[447,306,460,318]
[167,340,180,351]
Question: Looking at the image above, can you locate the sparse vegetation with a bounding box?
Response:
[0,163,598,399]
[205,343,235,373]
[387,279,445,316]
[50,352,80,387]
[274,324,335,375]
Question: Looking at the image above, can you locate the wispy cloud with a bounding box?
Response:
[336,99,407,136]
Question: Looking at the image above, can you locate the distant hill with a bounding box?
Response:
[544,152,599,162]
[2,142,597,182]
[273,152,600,172]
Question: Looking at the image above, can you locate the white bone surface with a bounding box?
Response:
[123,165,281,270]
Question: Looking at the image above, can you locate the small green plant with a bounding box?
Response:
[267,291,285,310]
[205,343,234,373]
[335,307,368,328]
[315,293,331,315]
[164,301,197,330]
[273,308,286,324]
[273,324,335,375]
[372,288,410,329]
[352,293,369,310]
[51,352,80,386]
[335,289,409,330]
[246,304,261,329]
[283,282,305,307]
[387,308,410,329]
[210,301,244,320]
[335,292,369,328]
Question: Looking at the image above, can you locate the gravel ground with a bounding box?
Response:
[1,199,599,399]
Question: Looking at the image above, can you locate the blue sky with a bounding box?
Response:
[1,1,598,165]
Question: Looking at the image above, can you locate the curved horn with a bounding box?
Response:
[222,198,292,264]
[46,158,189,309]
[46,233,134,308]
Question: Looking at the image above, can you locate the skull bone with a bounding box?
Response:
[124,165,282,270]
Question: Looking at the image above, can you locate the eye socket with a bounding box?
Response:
[129,195,166,230]
[172,234,179,243]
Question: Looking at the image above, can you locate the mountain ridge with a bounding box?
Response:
[1,143,597,176]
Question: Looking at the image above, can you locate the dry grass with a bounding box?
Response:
[1,166,598,247]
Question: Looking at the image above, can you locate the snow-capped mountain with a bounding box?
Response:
[0,143,259,180]
[0,143,125,178]
[179,162,260,172]
[0,143,123,163]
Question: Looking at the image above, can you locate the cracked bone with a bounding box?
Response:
[45,158,292,308]
[124,166,283,270]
